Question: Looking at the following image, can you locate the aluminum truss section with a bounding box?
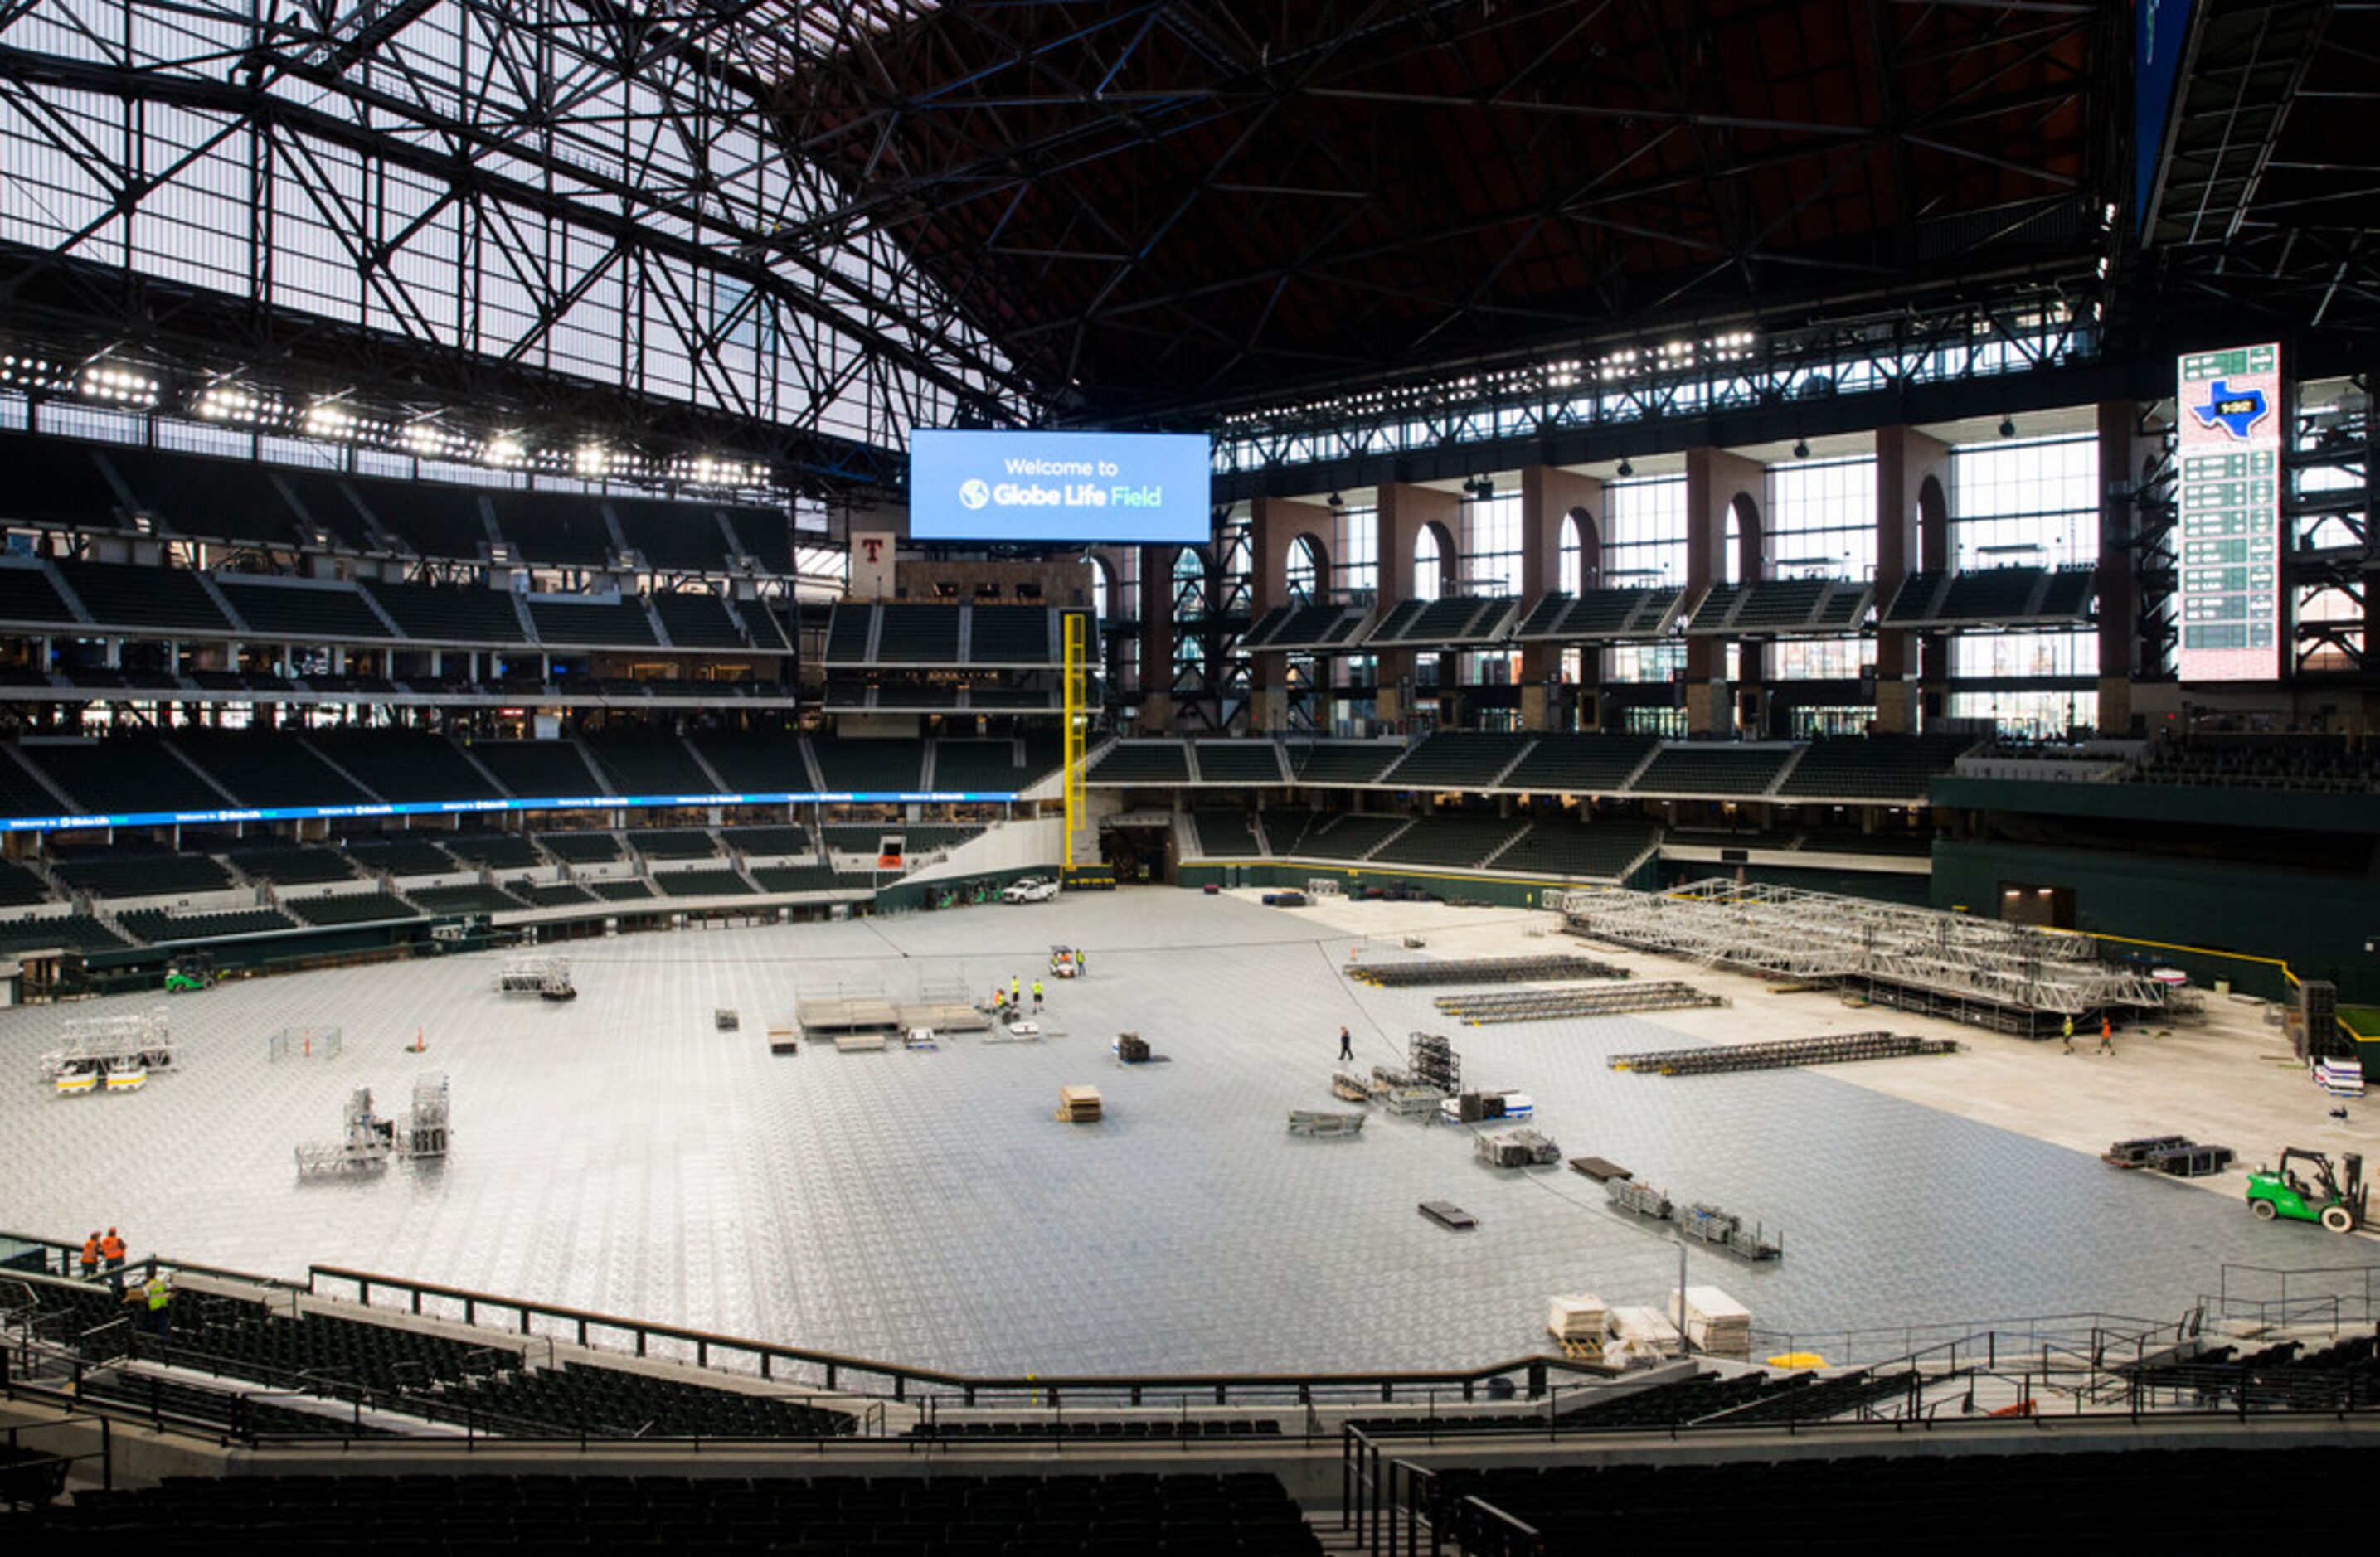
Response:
[1344,953,1630,989]
[1432,982,1725,1025]
[1559,881,2174,1025]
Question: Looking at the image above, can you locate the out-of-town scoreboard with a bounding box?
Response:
[2175,342,2282,681]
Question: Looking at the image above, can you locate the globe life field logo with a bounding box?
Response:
[959,478,991,510]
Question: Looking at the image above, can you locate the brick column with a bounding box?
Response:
[1137,545,1175,733]
[1519,467,1603,731]
[1376,483,1460,731]
[1683,448,1764,735]
[1873,427,1950,734]
[2096,400,2140,735]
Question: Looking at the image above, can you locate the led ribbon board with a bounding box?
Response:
[909,429,1212,544]
[0,791,1019,832]
[2175,343,2282,681]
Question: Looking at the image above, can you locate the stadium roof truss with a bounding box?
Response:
[1556,879,2175,1018]
[0,0,1036,487]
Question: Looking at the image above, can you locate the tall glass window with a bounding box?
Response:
[1412,526,1444,601]
[1603,477,1686,683]
[1946,433,2099,735]
[1333,505,1378,595]
[1766,457,1878,579]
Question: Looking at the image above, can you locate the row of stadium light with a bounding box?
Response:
[14,355,781,492]
[1215,330,1762,429]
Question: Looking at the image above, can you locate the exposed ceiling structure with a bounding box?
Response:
[772,0,2117,424]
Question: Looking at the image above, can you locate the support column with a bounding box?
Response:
[1519,467,1603,732]
[1873,427,1950,734]
[1683,449,1764,736]
[2096,400,2140,735]
[1137,545,1175,734]
[1916,451,1953,731]
[1376,483,1460,732]
[1250,497,1333,734]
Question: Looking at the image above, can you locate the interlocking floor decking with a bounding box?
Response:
[0,891,2333,1380]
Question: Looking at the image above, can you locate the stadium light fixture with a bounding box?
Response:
[1791,439,1809,459]
[78,361,160,409]
[1997,417,2016,438]
[1615,458,1634,477]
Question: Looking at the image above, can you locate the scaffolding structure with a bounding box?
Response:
[1608,1031,1960,1076]
[401,1074,451,1160]
[1344,953,1630,989]
[1556,880,2177,1034]
[41,1008,174,1093]
[494,956,575,999]
[1432,982,1725,1025]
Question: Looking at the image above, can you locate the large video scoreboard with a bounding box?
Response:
[2175,342,2283,681]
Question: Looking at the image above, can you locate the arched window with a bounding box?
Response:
[1285,536,1326,604]
[1558,510,1590,594]
[1084,555,1110,622]
[1412,526,1442,601]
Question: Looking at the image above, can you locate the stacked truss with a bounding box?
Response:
[1555,881,2174,1026]
[1432,982,1724,1025]
[1344,953,1630,988]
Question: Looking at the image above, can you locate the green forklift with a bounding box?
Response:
[2245,1148,2366,1234]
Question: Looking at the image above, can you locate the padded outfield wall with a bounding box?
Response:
[1929,778,2380,1003]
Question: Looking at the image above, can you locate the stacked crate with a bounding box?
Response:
[1057,1084,1104,1123]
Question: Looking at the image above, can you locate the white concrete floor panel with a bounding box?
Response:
[1,890,2366,1378]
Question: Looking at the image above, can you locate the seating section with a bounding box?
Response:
[1368,594,1513,644]
[119,907,296,943]
[1415,1447,2368,1552]
[651,590,747,649]
[1631,744,1794,797]
[931,739,1051,793]
[653,867,753,897]
[822,604,874,663]
[585,735,719,797]
[2131,732,2380,793]
[361,580,527,644]
[55,560,231,633]
[0,914,128,953]
[21,740,228,815]
[308,731,501,803]
[284,892,419,927]
[969,605,1056,662]
[0,436,124,529]
[1726,577,1831,631]
[588,878,656,901]
[0,564,85,625]
[809,737,925,793]
[721,826,809,857]
[691,734,810,793]
[874,604,963,662]
[176,733,375,808]
[497,492,615,567]
[750,863,852,893]
[364,480,495,561]
[536,832,622,864]
[1245,602,1369,649]
[465,741,603,799]
[1190,810,1262,857]
[406,884,523,915]
[1087,742,1192,784]
[1259,808,1316,854]
[1778,734,1975,800]
[214,578,392,640]
[1379,732,1536,789]
[2036,564,2097,617]
[525,596,656,648]
[820,823,979,854]
[48,849,232,898]
[1882,569,1948,623]
[625,828,719,860]
[443,832,543,870]
[1285,743,1397,785]
[509,880,595,908]
[1192,742,1285,783]
[1936,565,2046,620]
[225,846,355,885]
[614,497,734,571]
[1686,583,1743,631]
[0,858,52,906]
[6,1469,1322,1550]
[1502,734,1659,793]
[1489,817,1660,879]
[1368,812,1527,869]
[1299,813,1408,861]
[340,836,457,877]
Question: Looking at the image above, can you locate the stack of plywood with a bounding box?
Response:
[1546,1294,1607,1346]
[1671,1287,1752,1355]
[1605,1304,1683,1366]
[1057,1084,1104,1123]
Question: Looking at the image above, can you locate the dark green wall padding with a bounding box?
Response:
[1931,840,2371,1003]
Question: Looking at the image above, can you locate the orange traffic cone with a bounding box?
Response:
[411,1026,425,1054]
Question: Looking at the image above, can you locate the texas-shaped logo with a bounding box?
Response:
[2190,378,2271,440]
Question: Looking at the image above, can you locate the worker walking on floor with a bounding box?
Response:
[2099,1015,2115,1055]
[2062,1016,2074,1054]
[1032,979,1044,1011]
[100,1227,126,1275]
[78,1232,100,1279]
[1338,1026,1353,1061]
[1011,975,1020,1005]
